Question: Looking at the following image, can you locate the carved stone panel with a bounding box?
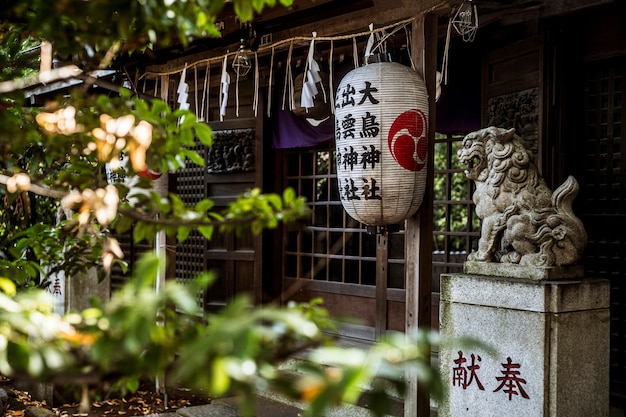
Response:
[207,128,255,173]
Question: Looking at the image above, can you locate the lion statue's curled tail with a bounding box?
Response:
[457,126,587,267]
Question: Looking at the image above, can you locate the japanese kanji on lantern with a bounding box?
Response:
[334,61,429,226]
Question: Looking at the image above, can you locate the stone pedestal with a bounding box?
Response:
[66,267,110,312]
[438,263,610,417]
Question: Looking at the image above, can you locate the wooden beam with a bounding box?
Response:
[405,11,437,417]
[542,0,614,16]
[273,1,448,41]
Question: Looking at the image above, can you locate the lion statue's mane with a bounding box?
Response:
[457,126,586,267]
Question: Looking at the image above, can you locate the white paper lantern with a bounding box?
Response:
[334,61,429,226]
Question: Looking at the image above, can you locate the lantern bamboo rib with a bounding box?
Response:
[136,12,447,79]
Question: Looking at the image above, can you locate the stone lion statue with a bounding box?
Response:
[457,126,586,267]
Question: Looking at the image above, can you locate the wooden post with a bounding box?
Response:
[405,12,437,417]
[376,228,389,339]
[156,75,170,400]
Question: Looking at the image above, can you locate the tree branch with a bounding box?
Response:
[117,206,256,229]
[0,174,268,231]
[0,65,82,93]
[0,173,67,199]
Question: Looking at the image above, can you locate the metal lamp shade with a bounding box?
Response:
[334,62,429,226]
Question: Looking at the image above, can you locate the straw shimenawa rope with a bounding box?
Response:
[135,2,448,118]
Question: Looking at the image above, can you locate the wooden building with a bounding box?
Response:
[113,0,626,414]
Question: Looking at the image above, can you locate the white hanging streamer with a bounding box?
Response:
[437,14,453,102]
[205,64,211,120]
[235,58,241,118]
[200,61,209,122]
[219,55,230,121]
[403,25,415,71]
[177,64,190,124]
[139,16,425,118]
[177,65,189,109]
[267,46,275,118]
[300,31,325,110]
[329,39,335,114]
[253,52,259,117]
[282,40,294,111]
[194,65,199,116]
[364,23,375,62]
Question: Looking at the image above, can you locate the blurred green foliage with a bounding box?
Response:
[0,1,445,415]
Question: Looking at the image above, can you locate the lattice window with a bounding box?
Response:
[175,138,209,309]
[284,141,406,289]
[577,57,626,404]
[432,133,479,292]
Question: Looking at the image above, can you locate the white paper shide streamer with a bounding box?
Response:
[177,64,190,123]
[364,23,375,62]
[300,32,324,110]
[220,55,231,120]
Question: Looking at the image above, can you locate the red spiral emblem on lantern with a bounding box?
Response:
[388,109,428,172]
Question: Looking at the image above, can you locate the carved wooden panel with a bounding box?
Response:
[207,128,255,173]
[486,87,540,157]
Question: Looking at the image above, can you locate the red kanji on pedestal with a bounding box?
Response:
[493,357,530,400]
[452,351,485,390]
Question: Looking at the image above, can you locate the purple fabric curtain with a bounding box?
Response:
[271,106,335,149]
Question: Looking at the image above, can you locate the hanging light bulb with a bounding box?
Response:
[452,0,479,42]
[232,39,252,77]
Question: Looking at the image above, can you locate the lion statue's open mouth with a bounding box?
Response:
[458,126,586,267]
[457,130,487,180]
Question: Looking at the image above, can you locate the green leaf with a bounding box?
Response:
[283,187,296,203]
[196,11,208,27]
[178,126,193,146]
[180,112,197,129]
[133,222,146,243]
[184,149,205,166]
[170,194,185,215]
[198,225,214,240]
[196,199,215,212]
[265,194,283,210]
[132,253,160,287]
[194,271,216,289]
[194,123,213,146]
[114,214,134,234]
[151,100,169,116]
[0,278,16,296]
[210,357,231,396]
[233,0,254,22]
[177,226,191,243]
[125,377,140,393]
